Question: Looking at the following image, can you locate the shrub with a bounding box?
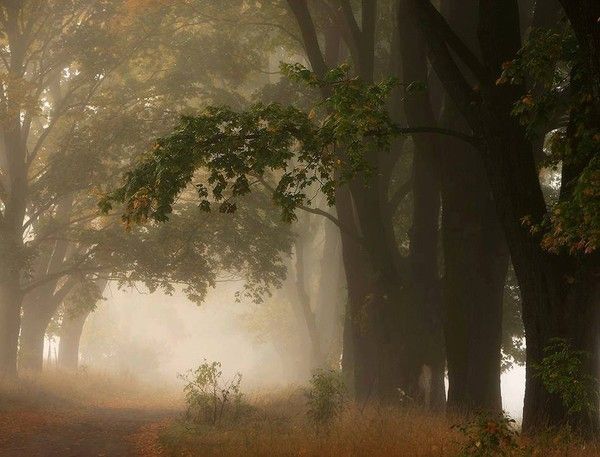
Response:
[535,338,599,418]
[178,360,243,426]
[453,412,519,457]
[305,369,346,432]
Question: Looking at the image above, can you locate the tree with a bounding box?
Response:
[0,0,294,376]
[410,0,599,431]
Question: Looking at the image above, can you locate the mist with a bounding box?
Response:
[0,1,598,456]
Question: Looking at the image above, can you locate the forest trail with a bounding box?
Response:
[0,406,174,456]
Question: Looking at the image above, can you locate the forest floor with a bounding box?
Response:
[0,371,179,456]
[1,372,600,456]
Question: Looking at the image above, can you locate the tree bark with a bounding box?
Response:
[18,303,49,373]
[288,0,409,400]
[58,310,91,371]
[0,3,32,378]
[397,0,446,410]
[412,0,599,431]
[335,185,378,400]
[314,218,345,363]
[293,233,325,369]
[432,0,509,413]
[0,270,22,378]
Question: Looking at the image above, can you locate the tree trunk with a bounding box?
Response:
[288,0,418,401]
[293,234,325,369]
[411,0,599,431]
[335,185,379,400]
[18,303,49,373]
[559,0,600,103]
[58,310,91,371]
[397,0,446,409]
[0,272,22,378]
[315,219,345,363]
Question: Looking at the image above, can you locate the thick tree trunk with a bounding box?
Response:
[397,0,446,409]
[335,185,379,400]
[58,310,91,371]
[350,179,407,400]
[293,234,325,369]
[315,219,345,363]
[0,272,22,378]
[411,0,599,431]
[440,133,508,413]
[18,304,49,373]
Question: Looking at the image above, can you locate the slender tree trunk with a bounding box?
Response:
[0,2,29,379]
[289,0,411,401]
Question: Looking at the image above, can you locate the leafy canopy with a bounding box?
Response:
[101,64,398,223]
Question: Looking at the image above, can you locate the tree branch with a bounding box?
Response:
[256,176,363,243]
[339,0,362,48]
[414,0,490,85]
[286,0,329,80]
[391,125,480,147]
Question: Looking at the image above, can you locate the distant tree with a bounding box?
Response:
[0,0,293,376]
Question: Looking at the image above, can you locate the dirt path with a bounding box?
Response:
[0,407,175,457]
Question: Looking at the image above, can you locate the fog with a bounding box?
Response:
[64,284,524,418]
[81,286,299,389]
[0,1,597,455]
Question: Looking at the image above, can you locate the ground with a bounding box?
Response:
[1,372,600,457]
[0,371,178,457]
[0,407,172,456]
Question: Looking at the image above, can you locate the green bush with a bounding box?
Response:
[453,412,519,457]
[305,369,346,432]
[178,360,243,426]
[535,338,598,418]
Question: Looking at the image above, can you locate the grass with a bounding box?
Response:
[158,389,600,457]
[0,373,599,456]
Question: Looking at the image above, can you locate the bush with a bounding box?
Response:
[535,338,599,419]
[305,369,346,432]
[453,412,519,457]
[178,360,243,426]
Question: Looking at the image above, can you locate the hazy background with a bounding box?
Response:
[60,286,527,419]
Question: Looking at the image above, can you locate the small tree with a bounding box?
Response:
[179,361,243,427]
[305,369,346,432]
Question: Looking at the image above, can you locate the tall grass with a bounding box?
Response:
[1,373,598,456]
[158,390,600,457]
